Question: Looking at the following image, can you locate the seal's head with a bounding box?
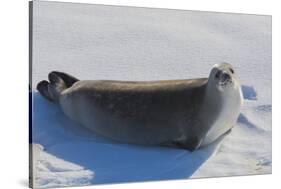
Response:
[208,63,239,91]
[201,62,243,147]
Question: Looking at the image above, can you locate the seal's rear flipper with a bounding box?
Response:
[49,71,79,88]
[37,80,54,101]
[37,72,67,102]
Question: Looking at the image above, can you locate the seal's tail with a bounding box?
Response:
[37,71,79,102]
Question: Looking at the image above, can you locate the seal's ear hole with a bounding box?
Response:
[229,68,234,74]
[215,71,220,79]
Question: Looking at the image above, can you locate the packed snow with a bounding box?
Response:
[31,1,271,188]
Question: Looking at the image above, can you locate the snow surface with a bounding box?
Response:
[31,1,271,188]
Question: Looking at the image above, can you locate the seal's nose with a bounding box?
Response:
[221,72,231,82]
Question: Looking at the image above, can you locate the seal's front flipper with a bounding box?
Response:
[49,71,79,88]
[47,72,67,100]
[224,128,232,135]
[174,137,202,152]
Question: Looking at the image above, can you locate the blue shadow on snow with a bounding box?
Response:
[32,92,225,185]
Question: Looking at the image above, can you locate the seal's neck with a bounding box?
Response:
[205,81,224,106]
[201,79,242,146]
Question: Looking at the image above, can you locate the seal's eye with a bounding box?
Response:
[229,68,234,74]
[215,71,220,79]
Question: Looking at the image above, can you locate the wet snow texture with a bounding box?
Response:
[31,1,271,188]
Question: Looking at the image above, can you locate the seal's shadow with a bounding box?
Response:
[32,92,225,184]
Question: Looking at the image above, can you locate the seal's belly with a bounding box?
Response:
[201,115,233,146]
[59,88,188,145]
[201,91,243,146]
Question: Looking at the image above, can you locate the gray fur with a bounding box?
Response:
[37,63,243,151]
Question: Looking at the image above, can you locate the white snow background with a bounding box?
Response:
[31,1,272,188]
